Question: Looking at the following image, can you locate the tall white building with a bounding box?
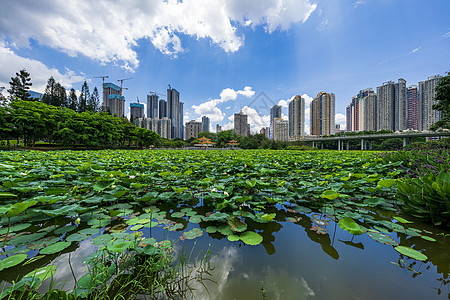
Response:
[185,120,202,140]
[376,78,406,131]
[234,110,249,137]
[274,118,289,141]
[418,75,442,131]
[269,105,282,140]
[310,92,335,136]
[288,95,305,140]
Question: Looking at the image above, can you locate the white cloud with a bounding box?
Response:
[278,99,289,108]
[409,47,421,54]
[335,113,346,130]
[191,86,255,122]
[443,32,450,38]
[317,19,328,31]
[353,0,366,8]
[237,86,255,98]
[241,106,270,133]
[0,42,84,93]
[0,0,317,71]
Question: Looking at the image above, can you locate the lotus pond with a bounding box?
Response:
[0,149,449,299]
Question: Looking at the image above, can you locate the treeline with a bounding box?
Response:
[2,69,103,114]
[0,100,160,148]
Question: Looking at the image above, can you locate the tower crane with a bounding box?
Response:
[94,75,109,108]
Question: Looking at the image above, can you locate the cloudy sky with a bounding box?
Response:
[1,0,449,133]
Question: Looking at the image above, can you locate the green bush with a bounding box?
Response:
[396,171,450,228]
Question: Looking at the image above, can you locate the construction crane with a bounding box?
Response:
[94,75,109,108]
[117,78,132,106]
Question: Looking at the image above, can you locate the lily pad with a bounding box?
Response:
[130,224,144,231]
[107,241,132,253]
[367,231,398,246]
[189,215,203,223]
[0,223,32,235]
[227,235,240,242]
[54,225,77,235]
[40,241,71,255]
[0,253,28,271]
[8,232,47,246]
[395,246,428,261]
[92,234,113,246]
[228,216,247,232]
[171,212,185,218]
[182,228,203,240]
[205,226,218,233]
[239,231,263,245]
[338,217,364,235]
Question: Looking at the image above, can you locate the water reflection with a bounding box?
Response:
[188,246,315,300]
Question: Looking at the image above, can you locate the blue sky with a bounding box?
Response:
[0,0,449,133]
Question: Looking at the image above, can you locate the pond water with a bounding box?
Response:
[2,203,448,300]
[0,150,449,299]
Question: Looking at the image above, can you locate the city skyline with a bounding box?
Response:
[0,1,449,133]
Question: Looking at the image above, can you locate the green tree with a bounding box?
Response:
[55,83,68,107]
[78,81,90,112]
[8,69,32,101]
[0,86,7,104]
[88,87,100,112]
[68,88,78,111]
[431,71,450,130]
[42,76,56,106]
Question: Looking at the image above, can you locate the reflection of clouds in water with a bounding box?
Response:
[189,246,315,300]
[39,240,98,292]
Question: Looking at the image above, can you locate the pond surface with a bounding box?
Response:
[0,150,449,299]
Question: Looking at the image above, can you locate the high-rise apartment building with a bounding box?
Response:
[269,105,282,140]
[274,118,289,141]
[288,95,305,140]
[346,88,374,132]
[216,124,222,133]
[202,116,210,133]
[376,78,406,131]
[167,86,184,139]
[418,75,442,131]
[159,99,167,118]
[146,118,171,139]
[147,94,159,119]
[130,103,144,125]
[234,110,249,137]
[310,92,336,136]
[103,82,125,117]
[406,85,419,130]
[185,120,202,140]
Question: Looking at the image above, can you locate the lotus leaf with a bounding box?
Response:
[395,246,428,261]
[40,241,71,255]
[130,224,144,231]
[367,231,398,246]
[93,180,114,191]
[9,232,47,246]
[205,226,218,233]
[227,234,240,242]
[321,190,340,200]
[0,253,28,271]
[182,228,203,240]
[338,217,364,235]
[228,216,247,232]
[239,231,263,245]
[261,213,276,222]
[377,179,396,188]
[171,212,185,218]
[0,223,31,235]
[107,241,132,253]
[189,215,203,223]
[54,225,76,235]
[86,233,110,244]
